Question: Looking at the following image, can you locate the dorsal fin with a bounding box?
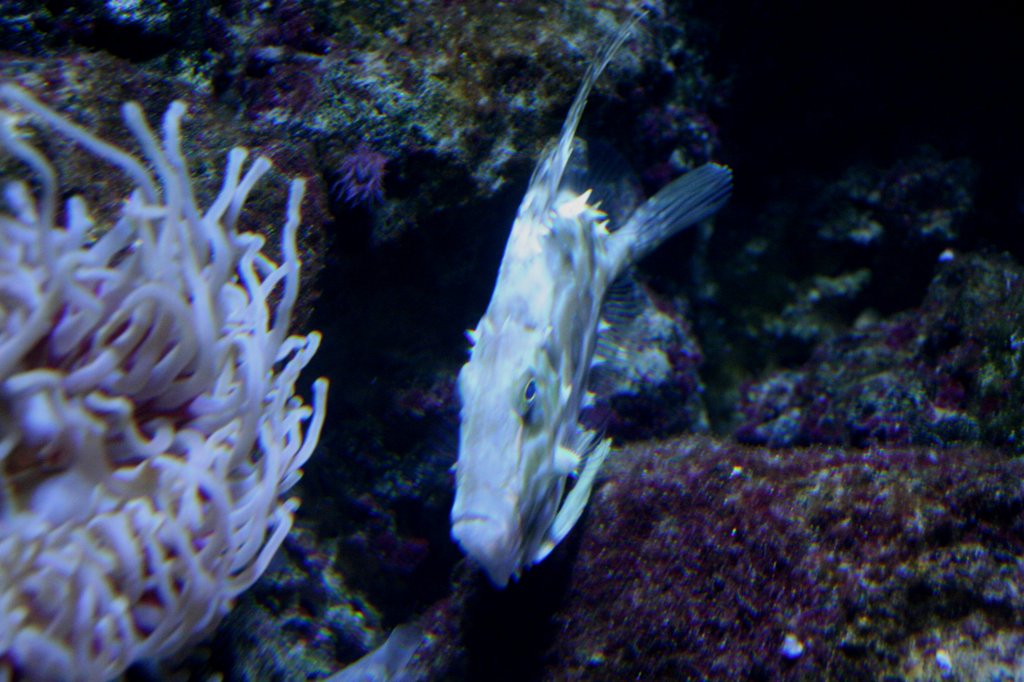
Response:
[560,138,645,229]
[519,13,646,221]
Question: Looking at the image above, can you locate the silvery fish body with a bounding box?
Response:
[451,18,732,587]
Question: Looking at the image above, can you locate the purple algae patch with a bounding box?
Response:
[543,435,1024,681]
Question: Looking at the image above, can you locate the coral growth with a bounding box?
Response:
[694,148,979,426]
[736,252,1024,449]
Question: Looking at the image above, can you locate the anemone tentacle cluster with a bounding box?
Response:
[0,84,327,681]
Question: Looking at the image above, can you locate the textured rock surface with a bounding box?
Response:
[545,436,1024,681]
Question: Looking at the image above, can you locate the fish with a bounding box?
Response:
[324,624,425,682]
[450,15,733,587]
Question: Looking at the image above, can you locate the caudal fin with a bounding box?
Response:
[607,163,732,276]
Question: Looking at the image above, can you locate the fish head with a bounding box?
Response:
[451,314,563,586]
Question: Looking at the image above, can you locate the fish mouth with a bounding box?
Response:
[451,513,519,587]
[450,511,497,526]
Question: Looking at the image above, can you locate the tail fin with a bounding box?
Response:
[606,163,732,277]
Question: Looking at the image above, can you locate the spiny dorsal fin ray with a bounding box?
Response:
[523,13,646,219]
[559,138,645,229]
[607,162,733,279]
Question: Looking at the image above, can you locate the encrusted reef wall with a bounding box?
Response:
[543,436,1024,681]
[1,0,721,244]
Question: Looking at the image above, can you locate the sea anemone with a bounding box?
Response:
[0,84,327,681]
[333,143,387,206]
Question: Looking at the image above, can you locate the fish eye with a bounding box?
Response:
[515,373,540,420]
[524,379,537,403]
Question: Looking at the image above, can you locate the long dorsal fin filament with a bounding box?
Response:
[521,13,647,221]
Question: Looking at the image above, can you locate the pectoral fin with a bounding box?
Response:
[533,436,612,563]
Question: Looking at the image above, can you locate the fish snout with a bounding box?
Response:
[451,513,520,587]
